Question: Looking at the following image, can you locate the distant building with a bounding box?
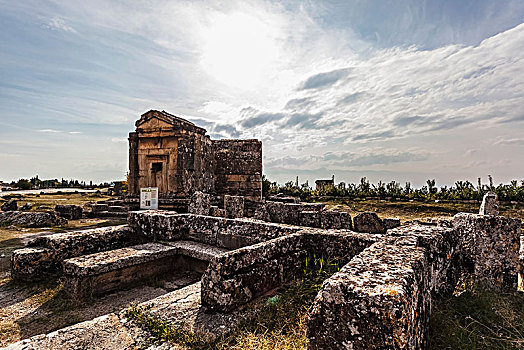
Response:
[128,110,262,201]
[315,176,335,191]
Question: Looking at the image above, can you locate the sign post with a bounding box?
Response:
[140,187,158,210]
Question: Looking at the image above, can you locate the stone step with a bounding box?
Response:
[108,205,129,213]
[166,240,229,262]
[95,210,128,218]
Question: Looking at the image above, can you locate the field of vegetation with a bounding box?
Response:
[265,175,524,202]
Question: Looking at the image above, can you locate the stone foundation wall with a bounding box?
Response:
[128,211,305,249]
[306,214,521,349]
[201,229,379,312]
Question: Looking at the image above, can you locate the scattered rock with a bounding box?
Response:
[1,199,17,211]
[353,212,385,233]
[20,203,33,211]
[479,191,499,216]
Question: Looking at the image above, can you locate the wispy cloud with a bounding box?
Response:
[41,17,77,33]
[37,129,61,133]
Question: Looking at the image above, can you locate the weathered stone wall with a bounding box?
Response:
[11,225,137,280]
[201,230,379,312]
[386,224,461,297]
[128,211,304,249]
[453,213,521,291]
[212,139,262,201]
[306,214,521,349]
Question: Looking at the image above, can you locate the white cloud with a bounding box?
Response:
[37,129,61,133]
[41,17,77,33]
[494,137,524,145]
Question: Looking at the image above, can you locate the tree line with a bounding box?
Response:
[4,175,109,190]
[263,175,524,202]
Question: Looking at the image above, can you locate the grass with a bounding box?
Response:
[2,192,110,211]
[430,284,524,349]
[125,256,341,350]
[318,198,524,223]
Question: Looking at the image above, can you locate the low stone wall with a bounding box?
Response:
[11,225,137,280]
[307,241,429,350]
[128,211,304,249]
[63,243,180,298]
[201,229,379,312]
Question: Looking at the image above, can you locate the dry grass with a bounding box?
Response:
[11,192,110,211]
[126,257,338,350]
[320,198,524,222]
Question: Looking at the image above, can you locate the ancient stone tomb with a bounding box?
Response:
[128,110,262,201]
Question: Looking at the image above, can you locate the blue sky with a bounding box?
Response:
[0,0,523,187]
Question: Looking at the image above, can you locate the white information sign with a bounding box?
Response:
[140,187,159,210]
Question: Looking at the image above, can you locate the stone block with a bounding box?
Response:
[307,242,429,350]
[188,191,211,216]
[353,212,385,234]
[10,247,54,280]
[55,205,83,220]
[209,205,225,217]
[321,211,352,230]
[453,213,521,291]
[63,243,179,298]
[0,211,66,228]
[224,195,244,218]
[299,211,321,228]
[479,191,499,215]
[20,203,32,211]
[11,225,135,279]
[383,218,401,230]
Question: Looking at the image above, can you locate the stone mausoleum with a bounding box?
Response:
[128,110,262,201]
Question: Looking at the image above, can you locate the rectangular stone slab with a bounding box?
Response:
[63,243,179,298]
[166,240,229,262]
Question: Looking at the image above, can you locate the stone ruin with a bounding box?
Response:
[4,115,524,349]
[6,189,523,349]
[128,110,263,202]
